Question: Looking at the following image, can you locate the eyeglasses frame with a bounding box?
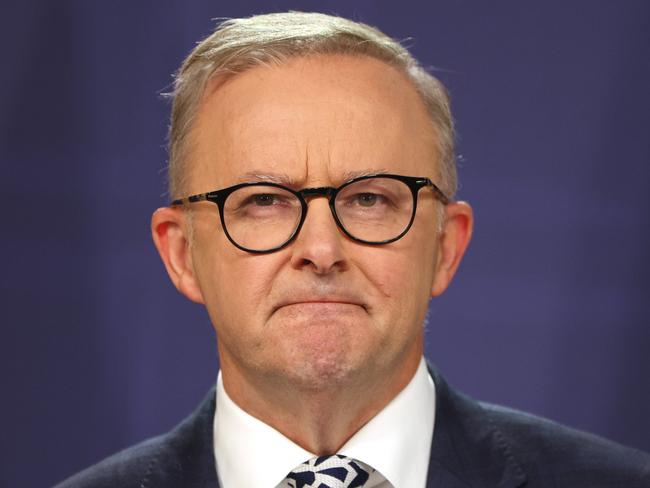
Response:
[170,173,450,254]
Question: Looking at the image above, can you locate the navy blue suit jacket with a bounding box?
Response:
[56,365,650,487]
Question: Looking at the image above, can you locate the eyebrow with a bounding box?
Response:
[340,168,390,182]
[238,171,297,185]
[238,168,391,187]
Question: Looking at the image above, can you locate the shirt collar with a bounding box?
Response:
[213,357,435,488]
[338,358,435,487]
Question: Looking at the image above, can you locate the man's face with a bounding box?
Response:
[182,55,447,391]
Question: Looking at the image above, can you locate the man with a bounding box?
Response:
[58,11,649,488]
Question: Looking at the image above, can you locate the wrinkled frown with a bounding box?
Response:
[156,54,471,398]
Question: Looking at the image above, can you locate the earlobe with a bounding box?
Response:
[151,207,205,304]
[430,201,474,297]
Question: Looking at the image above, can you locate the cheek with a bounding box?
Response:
[360,233,438,338]
[359,245,434,313]
[192,235,283,335]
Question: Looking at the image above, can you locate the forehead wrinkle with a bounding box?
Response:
[235,168,393,188]
[303,141,310,185]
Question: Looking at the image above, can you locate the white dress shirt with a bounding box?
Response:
[214,357,435,488]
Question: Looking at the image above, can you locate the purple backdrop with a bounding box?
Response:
[2,1,649,486]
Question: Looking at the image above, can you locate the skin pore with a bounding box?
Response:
[152,54,473,454]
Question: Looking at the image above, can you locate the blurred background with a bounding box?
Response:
[1,1,649,486]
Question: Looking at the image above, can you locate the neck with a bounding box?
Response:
[219,348,422,454]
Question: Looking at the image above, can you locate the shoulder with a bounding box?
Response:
[54,434,165,488]
[481,401,650,486]
[427,363,650,487]
[54,388,218,488]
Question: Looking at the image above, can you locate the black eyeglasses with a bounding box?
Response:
[171,174,450,254]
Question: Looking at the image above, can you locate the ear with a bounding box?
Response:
[431,201,474,297]
[151,207,205,304]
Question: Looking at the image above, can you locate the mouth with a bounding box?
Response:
[272,298,367,314]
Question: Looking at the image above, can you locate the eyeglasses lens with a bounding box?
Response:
[335,177,413,242]
[223,186,302,252]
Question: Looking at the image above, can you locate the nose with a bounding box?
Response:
[289,197,348,274]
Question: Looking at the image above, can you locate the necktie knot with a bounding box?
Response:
[285,454,371,488]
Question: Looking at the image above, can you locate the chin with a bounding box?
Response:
[287,362,353,392]
[277,343,365,392]
[262,310,380,389]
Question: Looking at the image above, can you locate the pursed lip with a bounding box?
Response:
[272,295,368,314]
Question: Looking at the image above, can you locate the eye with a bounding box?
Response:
[252,194,276,206]
[356,193,381,207]
[242,192,293,208]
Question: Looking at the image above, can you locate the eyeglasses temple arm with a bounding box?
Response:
[425,180,451,205]
[170,193,210,206]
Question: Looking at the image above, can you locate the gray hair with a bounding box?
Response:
[167,11,457,199]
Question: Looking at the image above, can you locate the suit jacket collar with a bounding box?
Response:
[426,364,527,488]
[165,386,219,487]
[176,364,526,488]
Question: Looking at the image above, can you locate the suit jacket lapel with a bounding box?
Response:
[426,364,527,488]
[158,386,220,487]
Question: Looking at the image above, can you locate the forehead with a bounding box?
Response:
[187,54,438,190]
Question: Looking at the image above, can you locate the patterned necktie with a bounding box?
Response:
[285,454,371,488]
